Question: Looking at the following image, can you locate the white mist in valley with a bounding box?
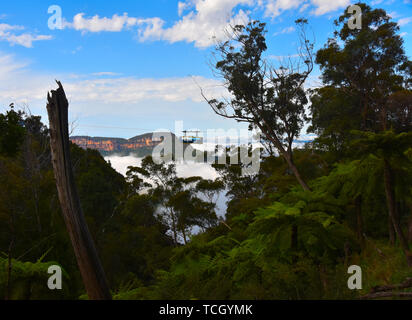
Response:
[105,154,220,179]
[105,154,227,216]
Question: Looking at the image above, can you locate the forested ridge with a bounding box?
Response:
[1,3,411,300]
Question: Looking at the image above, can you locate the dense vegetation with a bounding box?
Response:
[0,3,411,299]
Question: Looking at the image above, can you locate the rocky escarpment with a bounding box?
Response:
[70,132,168,156]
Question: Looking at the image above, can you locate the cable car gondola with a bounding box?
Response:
[182,130,202,144]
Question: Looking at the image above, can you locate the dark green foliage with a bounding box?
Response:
[129,187,358,300]
[311,3,412,156]
[0,105,26,157]
[0,255,70,300]
[100,194,174,288]
[71,144,126,241]
[126,156,219,245]
[0,110,174,298]
[1,2,411,301]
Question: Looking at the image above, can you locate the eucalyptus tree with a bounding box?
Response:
[126,156,219,245]
[312,3,411,141]
[205,20,314,191]
[311,3,412,264]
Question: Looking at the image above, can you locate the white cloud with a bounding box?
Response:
[62,13,168,44]
[398,17,412,27]
[262,0,350,17]
[91,72,122,76]
[0,54,52,105]
[273,25,295,35]
[263,0,302,17]
[0,53,28,78]
[62,76,225,104]
[310,0,350,16]
[267,53,299,59]
[0,23,23,32]
[64,1,253,48]
[62,0,356,48]
[104,154,220,180]
[105,154,227,217]
[6,34,52,48]
[136,18,167,41]
[62,0,252,48]
[104,155,143,176]
[157,0,252,47]
[0,52,226,110]
[64,13,140,32]
[0,23,52,48]
[0,53,236,138]
[178,1,194,16]
[299,3,310,13]
[388,11,400,19]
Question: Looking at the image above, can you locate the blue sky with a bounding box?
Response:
[0,0,411,139]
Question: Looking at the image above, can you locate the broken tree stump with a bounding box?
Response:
[46,81,112,300]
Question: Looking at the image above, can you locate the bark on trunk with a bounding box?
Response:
[182,229,188,245]
[286,156,311,192]
[388,215,395,245]
[6,237,14,300]
[383,159,412,267]
[46,81,112,300]
[265,131,311,192]
[355,196,364,246]
[170,210,178,246]
[408,204,412,244]
[291,224,298,264]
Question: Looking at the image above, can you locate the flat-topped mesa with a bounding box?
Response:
[69,132,171,155]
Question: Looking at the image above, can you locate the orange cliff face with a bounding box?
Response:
[69,133,165,154]
[70,137,115,152]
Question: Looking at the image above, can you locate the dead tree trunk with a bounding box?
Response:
[46,81,112,300]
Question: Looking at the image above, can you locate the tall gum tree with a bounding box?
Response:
[204,20,314,192]
[312,3,412,265]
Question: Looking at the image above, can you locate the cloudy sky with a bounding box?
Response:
[0,0,411,139]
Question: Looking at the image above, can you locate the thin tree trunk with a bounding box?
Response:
[182,229,188,245]
[5,212,15,300]
[46,81,112,300]
[355,196,364,246]
[291,224,298,263]
[388,214,395,245]
[286,156,311,192]
[318,264,328,296]
[170,209,178,246]
[278,142,310,191]
[408,204,412,244]
[383,159,412,267]
[258,124,311,192]
[6,237,14,300]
